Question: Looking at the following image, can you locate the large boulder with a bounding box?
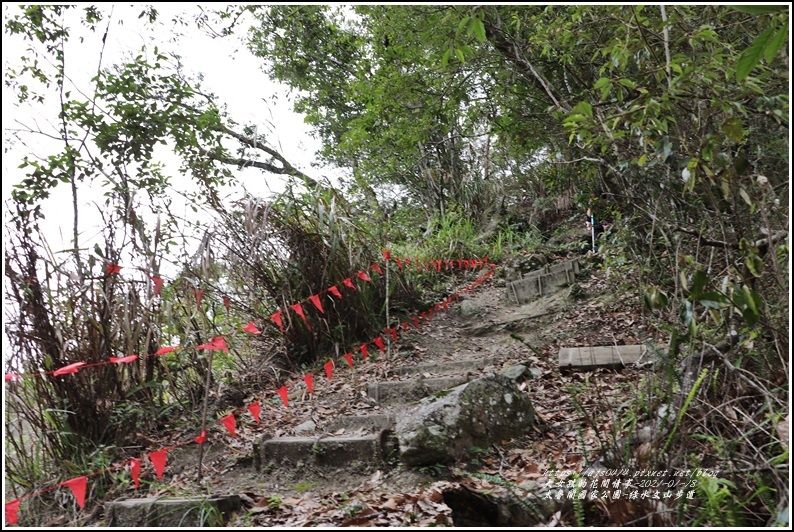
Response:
[396,373,535,466]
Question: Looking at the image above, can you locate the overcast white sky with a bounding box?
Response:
[2,4,333,259]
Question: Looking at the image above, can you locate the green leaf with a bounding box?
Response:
[697,291,730,309]
[471,17,486,43]
[690,270,707,299]
[571,101,593,119]
[594,77,609,89]
[618,78,636,89]
[736,28,773,81]
[455,47,465,64]
[765,22,788,63]
[721,116,743,142]
[733,5,787,15]
[745,254,764,277]
[739,187,753,207]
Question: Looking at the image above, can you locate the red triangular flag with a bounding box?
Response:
[5,500,20,526]
[395,258,403,270]
[106,263,122,275]
[303,373,314,395]
[412,317,420,329]
[151,275,164,296]
[247,402,261,423]
[130,459,141,488]
[343,278,356,291]
[243,322,262,334]
[62,476,87,509]
[360,344,369,361]
[270,311,284,332]
[223,295,231,313]
[277,386,289,407]
[221,414,236,438]
[386,327,398,341]
[442,299,448,311]
[309,294,324,314]
[343,353,354,368]
[110,355,138,364]
[328,286,343,299]
[401,322,410,332]
[149,449,167,480]
[371,263,383,275]
[197,336,229,351]
[324,360,334,380]
[373,336,385,353]
[155,346,178,355]
[53,361,86,376]
[435,260,442,272]
[381,250,391,260]
[5,373,20,382]
[356,270,372,282]
[290,302,310,329]
[195,430,206,444]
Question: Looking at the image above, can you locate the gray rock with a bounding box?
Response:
[458,299,481,318]
[529,366,543,379]
[396,374,535,466]
[294,420,317,434]
[500,364,528,381]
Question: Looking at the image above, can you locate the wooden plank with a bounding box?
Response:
[558,345,656,370]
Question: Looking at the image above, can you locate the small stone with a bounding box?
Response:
[294,420,316,434]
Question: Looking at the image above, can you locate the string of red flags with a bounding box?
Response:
[5,254,489,382]
[4,259,496,525]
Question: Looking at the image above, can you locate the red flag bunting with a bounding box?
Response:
[373,336,385,353]
[223,295,231,313]
[5,500,20,526]
[149,449,167,480]
[401,322,410,332]
[221,414,236,438]
[328,286,343,299]
[62,476,87,509]
[446,260,453,270]
[290,302,310,329]
[457,260,463,269]
[360,344,369,361]
[197,336,228,352]
[371,263,383,275]
[435,260,442,272]
[270,311,284,332]
[435,303,441,312]
[53,362,86,377]
[248,402,261,423]
[130,459,141,488]
[156,346,178,355]
[151,275,164,296]
[324,360,334,380]
[395,258,403,270]
[343,353,354,368]
[382,250,391,260]
[464,259,470,269]
[106,264,122,275]
[195,430,207,444]
[442,299,448,311]
[309,294,324,313]
[243,322,262,334]
[412,317,420,329]
[5,373,20,382]
[303,373,314,394]
[342,278,356,291]
[110,355,138,364]
[277,386,289,407]
[386,327,398,341]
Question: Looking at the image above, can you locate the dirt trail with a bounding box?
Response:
[134,258,656,526]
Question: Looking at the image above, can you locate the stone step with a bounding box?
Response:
[388,357,497,378]
[106,495,242,527]
[558,345,660,370]
[507,264,578,304]
[258,433,392,471]
[367,375,473,404]
[327,413,395,433]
